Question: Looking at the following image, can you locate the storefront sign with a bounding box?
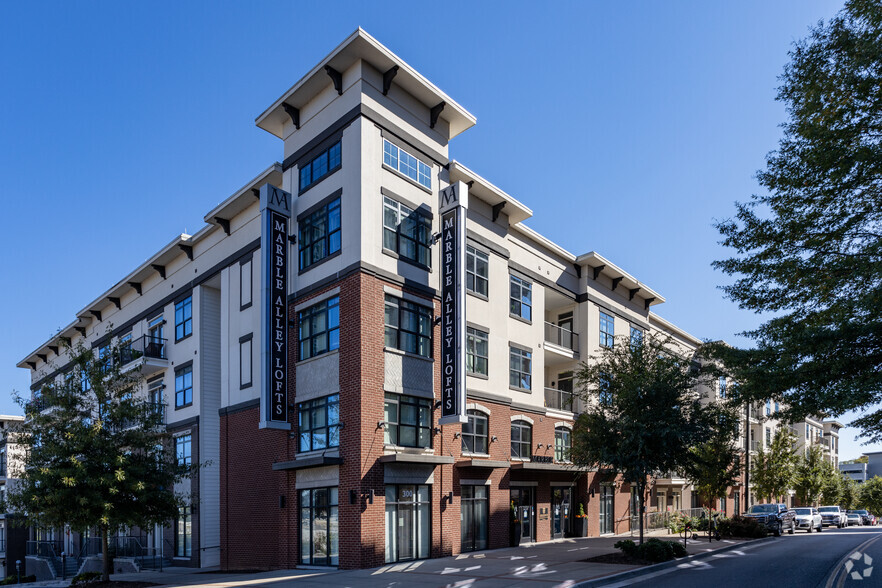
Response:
[531,455,553,464]
[259,184,292,430]
[438,181,468,425]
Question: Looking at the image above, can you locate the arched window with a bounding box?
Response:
[554,426,572,462]
[462,410,488,454]
[511,421,532,459]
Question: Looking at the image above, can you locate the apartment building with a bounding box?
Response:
[0,415,25,577]
[18,29,750,570]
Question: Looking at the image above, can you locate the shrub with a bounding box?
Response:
[670,541,688,558]
[0,575,36,585]
[717,515,768,538]
[71,571,102,586]
[615,538,686,563]
[613,539,637,556]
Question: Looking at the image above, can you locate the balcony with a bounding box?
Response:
[544,322,579,364]
[120,335,169,376]
[655,471,687,486]
[750,440,761,452]
[544,387,575,413]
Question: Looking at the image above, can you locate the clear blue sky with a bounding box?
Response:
[1,0,870,458]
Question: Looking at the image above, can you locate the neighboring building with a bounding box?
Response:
[840,461,868,483]
[0,415,25,578]
[19,30,736,570]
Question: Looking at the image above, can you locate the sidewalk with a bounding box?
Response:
[42,534,761,588]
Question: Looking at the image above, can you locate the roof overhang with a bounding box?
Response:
[256,28,476,140]
[449,161,532,224]
[203,163,282,228]
[577,251,665,307]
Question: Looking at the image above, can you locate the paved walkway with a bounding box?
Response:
[31,533,756,588]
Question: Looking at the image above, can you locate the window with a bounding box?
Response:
[766,400,771,415]
[239,336,252,388]
[774,401,780,414]
[509,347,532,390]
[147,315,164,348]
[299,197,341,270]
[509,275,532,321]
[511,420,532,459]
[385,484,431,563]
[765,427,771,447]
[176,434,192,467]
[719,376,727,399]
[299,296,340,360]
[383,139,431,189]
[298,394,340,452]
[98,344,111,373]
[555,427,572,462]
[176,506,192,558]
[462,410,488,454]
[383,394,432,448]
[175,365,192,408]
[383,196,432,267]
[384,295,432,357]
[466,246,488,297]
[599,311,614,348]
[175,296,192,341]
[299,141,341,192]
[240,259,252,309]
[466,327,488,376]
[630,326,643,348]
[300,487,339,566]
[599,372,612,405]
[461,485,488,553]
[80,368,91,393]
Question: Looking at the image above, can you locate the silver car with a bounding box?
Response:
[793,507,823,532]
[847,512,862,526]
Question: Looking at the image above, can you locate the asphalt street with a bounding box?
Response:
[619,525,882,587]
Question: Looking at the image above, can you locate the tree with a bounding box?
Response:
[820,470,847,505]
[859,476,882,514]
[751,428,798,503]
[841,474,861,510]
[793,445,833,506]
[572,333,708,544]
[9,337,192,582]
[709,0,882,441]
[682,402,743,508]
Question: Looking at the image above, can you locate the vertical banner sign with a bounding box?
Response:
[259,184,292,430]
[438,181,468,425]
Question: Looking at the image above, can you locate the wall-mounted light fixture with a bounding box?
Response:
[453,432,462,439]
[377,421,386,430]
[490,436,498,443]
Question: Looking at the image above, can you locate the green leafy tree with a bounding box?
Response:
[859,476,882,514]
[9,337,193,582]
[841,474,861,510]
[682,402,743,508]
[751,428,798,502]
[572,334,708,544]
[820,470,847,505]
[708,0,882,441]
[793,445,833,506]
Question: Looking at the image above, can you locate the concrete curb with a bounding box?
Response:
[574,536,777,587]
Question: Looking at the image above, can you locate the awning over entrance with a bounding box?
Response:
[378,453,455,465]
[272,455,344,470]
[456,459,510,469]
[510,462,585,472]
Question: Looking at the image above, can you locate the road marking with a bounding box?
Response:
[824,532,882,588]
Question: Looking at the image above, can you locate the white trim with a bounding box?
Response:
[510,414,534,424]
[466,402,490,415]
[383,285,433,308]
[554,422,574,430]
[294,287,341,312]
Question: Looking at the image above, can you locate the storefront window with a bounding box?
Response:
[385,484,430,563]
[461,485,488,552]
[300,487,339,566]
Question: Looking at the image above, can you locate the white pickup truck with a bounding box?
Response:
[818,506,847,528]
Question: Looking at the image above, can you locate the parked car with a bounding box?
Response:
[869,513,878,526]
[849,509,872,525]
[743,503,796,536]
[793,508,823,532]
[847,512,862,526]
[818,506,847,528]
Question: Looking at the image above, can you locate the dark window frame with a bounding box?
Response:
[175,506,192,558]
[382,138,432,190]
[599,311,614,348]
[298,196,342,271]
[462,409,489,455]
[300,486,339,566]
[509,275,532,321]
[299,141,342,194]
[554,426,572,462]
[383,196,432,269]
[511,420,532,459]
[175,433,192,467]
[466,246,489,297]
[239,334,253,389]
[509,346,532,391]
[466,327,488,376]
[175,296,193,342]
[298,394,341,453]
[384,295,432,358]
[383,393,433,448]
[298,296,340,361]
[240,258,252,310]
[174,364,193,409]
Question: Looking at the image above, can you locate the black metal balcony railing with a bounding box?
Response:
[544,322,579,353]
[120,336,168,365]
[544,387,575,412]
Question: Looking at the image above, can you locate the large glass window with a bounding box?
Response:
[299,197,341,270]
[466,327,488,376]
[385,484,431,563]
[176,434,192,467]
[509,347,532,390]
[461,485,488,553]
[383,196,432,267]
[384,295,432,357]
[300,487,339,566]
[176,506,192,558]
[298,394,340,452]
[175,296,192,341]
[509,275,532,321]
[555,427,572,462]
[383,393,432,448]
[299,141,341,193]
[299,296,340,360]
[466,246,489,297]
[599,311,614,348]
[383,139,431,189]
[462,410,488,454]
[511,420,532,459]
[174,365,192,408]
[629,326,643,349]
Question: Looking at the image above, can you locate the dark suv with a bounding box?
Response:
[743,503,796,536]
[849,509,872,525]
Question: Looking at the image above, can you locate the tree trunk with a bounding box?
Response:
[638,480,645,545]
[102,526,110,582]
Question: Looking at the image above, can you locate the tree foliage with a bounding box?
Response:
[682,402,743,507]
[793,445,834,506]
[9,338,193,580]
[709,0,882,440]
[572,333,709,543]
[858,475,882,513]
[751,428,798,502]
[840,473,861,510]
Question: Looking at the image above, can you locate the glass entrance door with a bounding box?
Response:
[385,485,431,563]
[599,484,614,535]
[511,487,535,544]
[552,487,572,539]
[461,485,488,552]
